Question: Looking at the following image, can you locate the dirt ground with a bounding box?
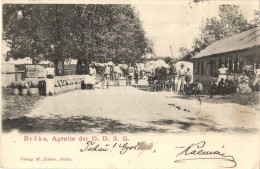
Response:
[2,79,259,134]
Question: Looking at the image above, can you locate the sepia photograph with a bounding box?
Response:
[1,0,259,168]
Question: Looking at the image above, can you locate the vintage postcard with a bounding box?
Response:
[1,0,259,168]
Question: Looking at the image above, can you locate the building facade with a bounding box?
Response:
[192,27,260,80]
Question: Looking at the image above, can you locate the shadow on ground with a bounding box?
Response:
[150,118,258,134]
[2,116,168,133]
[166,92,260,107]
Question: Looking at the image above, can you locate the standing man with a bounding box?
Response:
[45,62,55,96]
[185,67,192,93]
[110,64,114,81]
[88,64,96,89]
[217,64,228,84]
[134,64,139,85]
[127,63,134,86]
[102,64,110,89]
[113,64,121,86]
[177,63,186,93]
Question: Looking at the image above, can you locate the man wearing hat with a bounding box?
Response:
[44,62,55,96]
[177,63,186,93]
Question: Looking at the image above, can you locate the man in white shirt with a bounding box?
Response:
[217,64,228,84]
[253,68,260,86]
[102,64,110,89]
[127,63,134,86]
[177,63,186,93]
[88,64,96,89]
[45,62,55,96]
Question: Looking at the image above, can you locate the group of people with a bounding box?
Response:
[167,62,194,93]
[209,64,260,97]
[77,61,144,89]
[147,61,195,93]
[101,63,121,88]
[43,60,259,97]
[209,77,236,97]
[100,63,140,89]
[151,62,259,97]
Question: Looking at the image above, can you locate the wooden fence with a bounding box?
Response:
[2,63,16,87]
[2,63,77,87]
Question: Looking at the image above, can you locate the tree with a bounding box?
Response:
[164,56,172,64]
[3,4,152,73]
[179,47,191,58]
[252,10,260,26]
[191,5,254,55]
[81,4,152,64]
[218,5,253,36]
[3,5,81,74]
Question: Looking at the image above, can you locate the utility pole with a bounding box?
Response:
[170,45,174,59]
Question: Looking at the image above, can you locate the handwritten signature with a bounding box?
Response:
[175,141,237,168]
[80,141,155,154]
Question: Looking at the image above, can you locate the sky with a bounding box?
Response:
[134,0,259,58]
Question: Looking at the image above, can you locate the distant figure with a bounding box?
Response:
[237,71,252,94]
[224,78,236,94]
[253,68,260,91]
[78,60,87,75]
[185,67,192,93]
[209,79,218,98]
[193,79,203,95]
[217,64,228,84]
[218,78,226,95]
[160,66,168,90]
[227,73,234,81]
[243,64,254,79]
[191,79,203,105]
[134,64,139,85]
[102,65,110,89]
[113,64,121,86]
[187,81,197,95]
[110,65,114,81]
[177,63,186,93]
[127,63,134,86]
[44,62,55,96]
[88,64,96,89]
[155,67,161,79]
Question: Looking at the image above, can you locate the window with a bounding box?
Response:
[219,58,222,68]
[225,57,228,67]
[197,61,200,75]
[201,61,204,75]
[232,59,237,72]
[194,61,197,74]
[210,60,215,76]
[228,58,233,71]
[239,61,243,73]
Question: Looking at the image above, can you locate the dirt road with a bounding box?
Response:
[16,79,258,134]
